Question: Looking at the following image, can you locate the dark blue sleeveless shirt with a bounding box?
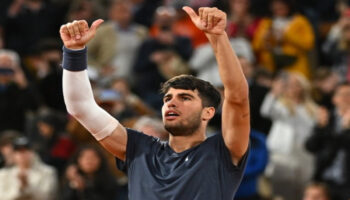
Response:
[116,129,249,200]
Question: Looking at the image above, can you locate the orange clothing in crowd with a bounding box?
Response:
[149,15,208,48]
[253,15,315,79]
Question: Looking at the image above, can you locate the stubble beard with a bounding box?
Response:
[164,111,202,136]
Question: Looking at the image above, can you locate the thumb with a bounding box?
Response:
[182,6,198,21]
[90,19,104,33]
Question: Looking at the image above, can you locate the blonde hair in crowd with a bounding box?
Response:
[279,72,318,118]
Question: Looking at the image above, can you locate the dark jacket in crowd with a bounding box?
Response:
[0,83,39,132]
[306,110,350,200]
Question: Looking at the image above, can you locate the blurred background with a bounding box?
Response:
[0,0,350,199]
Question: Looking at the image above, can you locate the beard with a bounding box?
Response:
[164,110,202,136]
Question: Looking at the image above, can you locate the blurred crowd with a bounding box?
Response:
[1,0,350,199]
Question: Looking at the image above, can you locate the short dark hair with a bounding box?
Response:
[335,81,350,90]
[160,75,221,110]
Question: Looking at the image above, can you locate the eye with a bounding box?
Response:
[164,97,170,102]
[182,96,191,101]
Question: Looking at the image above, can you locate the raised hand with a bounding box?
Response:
[182,6,227,35]
[59,19,104,50]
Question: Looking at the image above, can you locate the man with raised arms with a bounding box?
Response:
[60,6,250,200]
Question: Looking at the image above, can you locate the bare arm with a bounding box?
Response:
[59,20,127,160]
[183,7,250,165]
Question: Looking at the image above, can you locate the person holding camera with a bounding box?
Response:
[0,49,39,132]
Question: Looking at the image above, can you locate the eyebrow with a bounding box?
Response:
[178,93,195,98]
[163,92,195,99]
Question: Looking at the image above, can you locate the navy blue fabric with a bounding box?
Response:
[116,129,249,200]
[62,46,87,71]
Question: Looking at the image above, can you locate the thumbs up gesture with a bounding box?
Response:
[182,6,227,35]
[59,19,104,50]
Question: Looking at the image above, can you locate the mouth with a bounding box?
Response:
[164,110,180,120]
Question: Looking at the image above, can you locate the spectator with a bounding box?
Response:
[322,2,350,57]
[66,0,105,24]
[311,68,340,111]
[0,136,58,200]
[97,89,137,123]
[0,130,20,168]
[32,39,66,112]
[167,3,209,48]
[87,0,148,81]
[252,0,315,79]
[261,72,318,200]
[189,36,254,87]
[322,12,350,82]
[129,0,162,27]
[0,49,39,132]
[306,82,350,200]
[61,145,118,200]
[303,182,331,200]
[242,57,273,135]
[110,77,156,117]
[30,111,76,176]
[234,129,268,200]
[2,0,68,56]
[133,9,193,110]
[226,0,261,40]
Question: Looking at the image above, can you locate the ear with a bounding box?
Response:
[202,107,216,121]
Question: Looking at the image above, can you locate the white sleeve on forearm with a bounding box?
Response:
[63,69,119,140]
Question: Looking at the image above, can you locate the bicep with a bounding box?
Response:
[99,124,127,161]
[221,99,250,165]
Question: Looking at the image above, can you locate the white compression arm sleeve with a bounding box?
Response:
[63,69,119,140]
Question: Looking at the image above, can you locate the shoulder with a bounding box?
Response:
[291,14,312,25]
[99,21,116,31]
[132,23,149,37]
[126,128,162,149]
[258,18,272,27]
[0,167,15,176]
[206,134,250,170]
[32,155,57,175]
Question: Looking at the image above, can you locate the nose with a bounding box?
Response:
[166,97,177,108]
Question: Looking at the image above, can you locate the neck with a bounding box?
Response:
[168,127,206,153]
[18,163,30,171]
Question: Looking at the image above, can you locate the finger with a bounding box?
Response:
[59,25,67,36]
[60,25,71,40]
[78,20,88,34]
[182,6,198,21]
[199,7,204,22]
[202,8,209,27]
[207,13,214,29]
[66,23,76,39]
[213,13,221,26]
[72,21,81,40]
[90,19,104,33]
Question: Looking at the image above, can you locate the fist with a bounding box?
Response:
[59,19,104,50]
[183,6,227,35]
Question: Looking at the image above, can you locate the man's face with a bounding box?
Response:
[78,149,101,174]
[162,88,204,136]
[303,186,328,200]
[13,149,32,168]
[333,85,350,111]
[109,2,132,25]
